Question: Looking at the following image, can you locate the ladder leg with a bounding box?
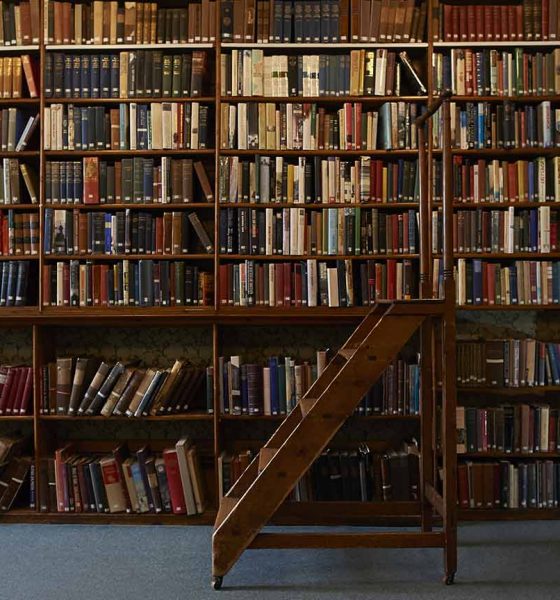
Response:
[442,313,457,584]
[420,318,434,532]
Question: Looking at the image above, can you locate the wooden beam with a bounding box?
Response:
[424,483,444,518]
[249,532,446,549]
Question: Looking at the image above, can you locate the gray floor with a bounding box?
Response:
[2,522,559,600]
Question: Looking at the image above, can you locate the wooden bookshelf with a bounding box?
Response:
[1,0,558,526]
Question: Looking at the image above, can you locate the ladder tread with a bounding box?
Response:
[299,397,316,416]
[338,348,356,360]
[215,496,239,529]
[258,447,279,472]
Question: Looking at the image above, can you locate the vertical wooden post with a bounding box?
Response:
[441,97,457,583]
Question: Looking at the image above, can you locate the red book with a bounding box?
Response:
[457,463,469,508]
[83,157,100,204]
[507,5,516,40]
[515,4,523,40]
[6,367,25,414]
[18,367,33,415]
[344,102,353,149]
[542,0,549,39]
[354,103,362,149]
[162,448,187,514]
[0,367,17,414]
[375,262,383,300]
[466,5,476,40]
[392,214,399,253]
[484,5,493,40]
[367,261,375,304]
[493,5,501,40]
[155,217,163,254]
[219,264,228,305]
[500,5,509,40]
[458,5,467,40]
[387,259,396,299]
[93,264,101,305]
[283,262,291,305]
[487,263,495,305]
[443,4,453,41]
[474,5,484,40]
[549,412,557,452]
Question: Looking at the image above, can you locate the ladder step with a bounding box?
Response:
[215,496,239,529]
[258,447,278,472]
[299,397,316,416]
[338,348,356,361]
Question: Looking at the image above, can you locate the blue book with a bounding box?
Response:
[60,161,67,201]
[73,161,82,202]
[0,263,7,305]
[90,54,100,98]
[329,0,338,42]
[110,54,120,98]
[269,357,279,415]
[278,362,287,413]
[477,104,484,149]
[554,263,560,303]
[80,107,89,151]
[473,259,482,304]
[100,54,111,98]
[44,209,53,254]
[63,54,72,98]
[104,213,112,253]
[460,110,467,148]
[80,55,90,97]
[14,261,28,307]
[72,55,81,98]
[143,158,153,201]
[6,261,16,306]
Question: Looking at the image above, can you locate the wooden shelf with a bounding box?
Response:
[459,508,560,521]
[452,95,560,103]
[18,511,217,525]
[453,252,560,259]
[450,202,560,208]
[220,414,420,421]
[459,452,560,459]
[42,253,213,261]
[221,42,428,49]
[458,386,560,395]
[0,45,39,52]
[44,149,215,157]
[45,43,215,50]
[45,96,216,104]
[221,95,428,103]
[220,149,419,156]
[450,148,560,156]
[458,305,560,311]
[0,254,38,260]
[0,415,33,421]
[0,98,39,105]
[0,204,39,210]
[0,151,39,157]
[434,40,560,48]
[40,413,213,421]
[220,253,419,260]
[218,202,419,209]
[44,203,214,210]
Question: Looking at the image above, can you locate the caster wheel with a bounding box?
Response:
[444,573,455,585]
[212,576,223,590]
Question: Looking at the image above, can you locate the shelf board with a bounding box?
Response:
[451,202,560,209]
[220,413,419,421]
[0,45,39,52]
[40,413,213,421]
[216,307,370,322]
[45,43,215,50]
[458,508,560,521]
[460,452,560,459]
[45,96,216,104]
[0,255,38,261]
[220,253,419,260]
[457,304,560,311]
[434,40,560,48]
[0,415,33,421]
[218,202,419,209]
[15,510,217,525]
[458,386,560,395]
[42,253,213,261]
[44,149,214,157]
[453,252,560,259]
[221,42,428,49]
[450,148,560,157]
[220,149,419,156]
[37,307,216,324]
[44,203,214,210]
[0,151,39,157]
[221,95,428,103]
[0,98,39,105]
[0,204,39,210]
[452,95,560,103]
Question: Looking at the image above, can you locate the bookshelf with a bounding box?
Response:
[0,0,556,524]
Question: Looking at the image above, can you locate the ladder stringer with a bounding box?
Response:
[213,307,426,578]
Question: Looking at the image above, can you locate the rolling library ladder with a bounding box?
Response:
[212,92,457,589]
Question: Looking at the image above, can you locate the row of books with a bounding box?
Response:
[219,207,418,256]
[46,158,214,205]
[218,157,420,204]
[44,358,210,417]
[0,159,37,205]
[0,55,37,99]
[434,101,559,150]
[0,0,39,45]
[220,102,419,151]
[45,51,209,100]
[46,438,206,515]
[0,211,39,256]
[432,207,556,255]
[47,0,217,45]
[0,260,30,306]
[220,442,420,502]
[44,103,212,151]
[43,209,213,257]
[0,109,38,152]
[221,0,426,44]
[436,1,558,42]
[458,460,560,510]
[434,48,560,98]
[42,260,213,308]
[0,366,33,415]
[457,405,560,455]
[218,259,415,306]
[450,157,560,204]
[456,338,560,388]
[454,259,560,307]
[221,50,426,98]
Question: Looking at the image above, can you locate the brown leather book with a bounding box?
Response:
[19,1,31,44]
[83,157,100,204]
[135,1,144,44]
[12,57,21,99]
[55,357,73,415]
[194,161,213,202]
[0,456,31,511]
[21,55,37,99]
[29,0,40,43]
[163,211,173,253]
[350,0,360,40]
[124,1,137,43]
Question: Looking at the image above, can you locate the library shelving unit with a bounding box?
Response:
[0,0,556,529]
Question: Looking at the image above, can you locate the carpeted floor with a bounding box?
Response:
[1,521,559,600]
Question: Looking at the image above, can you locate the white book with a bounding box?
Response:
[242,49,252,96]
[252,49,264,96]
[161,103,172,149]
[263,367,271,415]
[326,267,339,307]
[540,206,551,253]
[56,261,64,306]
[231,49,238,97]
[191,102,199,150]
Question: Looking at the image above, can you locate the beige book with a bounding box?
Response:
[12,57,21,99]
[13,3,21,45]
[99,456,127,513]
[4,57,11,100]
[122,458,140,512]
[92,0,103,44]
[125,368,156,416]
[109,1,118,44]
[20,163,38,203]
[175,437,197,515]
[149,360,184,415]
[161,103,172,149]
[186,446,206,514]
[119,52,128,98]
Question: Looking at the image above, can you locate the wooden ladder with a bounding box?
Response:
[212,299,447,588]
